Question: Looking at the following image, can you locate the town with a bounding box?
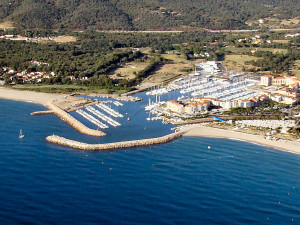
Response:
[143,61,300,138]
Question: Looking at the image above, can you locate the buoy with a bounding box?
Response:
[208,146,211,149]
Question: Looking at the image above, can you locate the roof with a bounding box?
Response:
[167,100,183,106]
[262,75,273,78]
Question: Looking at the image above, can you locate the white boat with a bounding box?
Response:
[19,129,24,139]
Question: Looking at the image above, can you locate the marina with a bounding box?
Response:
[76,109,109,129]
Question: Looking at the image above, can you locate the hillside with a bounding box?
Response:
[0,0,299,30]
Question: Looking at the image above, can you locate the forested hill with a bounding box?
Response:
[0,0,299,30]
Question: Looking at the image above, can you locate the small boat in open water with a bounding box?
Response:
[19,129,24,139]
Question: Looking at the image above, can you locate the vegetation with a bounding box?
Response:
[249,49,300,74]
[0,30,227,90]
[0,0,299,30]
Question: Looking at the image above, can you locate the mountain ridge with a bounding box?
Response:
[0,0,299,30]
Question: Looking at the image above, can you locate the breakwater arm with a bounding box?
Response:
[45,102,106,137]
[31,110,53,116]
[46,131,185,151]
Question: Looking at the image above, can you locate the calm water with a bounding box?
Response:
[0,98,299,224]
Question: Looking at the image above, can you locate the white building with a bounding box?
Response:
[195,61,222,75]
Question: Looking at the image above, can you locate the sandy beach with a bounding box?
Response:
[0,87,59,105]
[184,125,300,155]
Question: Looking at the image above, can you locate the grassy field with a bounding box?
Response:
[108,62,149,80]
[0,21,15,29]
[161,54,204,63]
[50,36,77,43]
[31,35,77,43]
[141,47,152,54]
[143,63,192,83]
[223,54,259,72]
[267,17,300,28]
[12,84,118,94]
[272,40,290,43]
[246,17,300,29]
[226,46,288,54]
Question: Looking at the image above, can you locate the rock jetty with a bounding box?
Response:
[46,131,185,151]
[30,110,53,116]
[46,102,105,137]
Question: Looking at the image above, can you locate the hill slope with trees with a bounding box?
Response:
[0,0,299,30]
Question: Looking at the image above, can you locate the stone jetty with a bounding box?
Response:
[31,110,53,116]
[46,131,185,151]
[46,102,106,137]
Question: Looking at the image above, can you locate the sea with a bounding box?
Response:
[0,95,299,224]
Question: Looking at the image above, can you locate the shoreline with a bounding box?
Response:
[0,86,59,105]
[183,125,300,155]
[1,87,299,154]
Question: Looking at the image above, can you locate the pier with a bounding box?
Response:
[95,103,123,117]
[76,109,109,129]
[46,130,185,151]
[86,106,121,127]
[46,102,106,137]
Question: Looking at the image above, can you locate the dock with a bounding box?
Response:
[76,109,109,129]
[86,106,121,127]
[46,102,106,137]
[95,103,123,117]
[46,130,185,151]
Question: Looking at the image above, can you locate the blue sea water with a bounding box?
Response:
[0,98,299,224]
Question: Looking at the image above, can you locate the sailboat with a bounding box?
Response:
[19,129,24,139]
[146,111,151,121]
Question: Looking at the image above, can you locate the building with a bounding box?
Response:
[167,100,185,114]
[273,77,286,86]
[261,75,273,86]
[195,61,223,75]
[167,99,210,114]
[260,75,300,87]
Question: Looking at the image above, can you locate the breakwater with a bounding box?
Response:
[45,102,106,137]
[46,130,185,151]
[31,110,53,116]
